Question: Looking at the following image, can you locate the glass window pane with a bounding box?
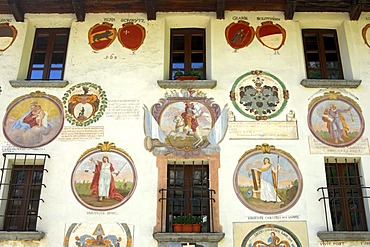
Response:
[328,70,341,79]
[326,53,339,68]
[35,34,49,50]
[307,53,320,68]
[172,35,185,50]
[191,35,203,50]
[31,53,46,68]
[32,171,43,184]
[323,34,336,50]
[304,34,318,50]
[49,70,62,80]
[51,52,65,68]
[30,70,43,79]
[191,53,203,69]
[53,34,68,50]
[308,70,321,79]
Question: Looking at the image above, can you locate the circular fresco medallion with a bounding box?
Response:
[156,99,216,151]
[233,144,302,214]
[230,70,289,120]
[241,224,302,247]
[308,92,365,147]
[71,142,137,211]
[62,82,107,126]
[2,91,64,148]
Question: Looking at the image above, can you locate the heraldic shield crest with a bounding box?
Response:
[118,22,146,51]
[225,20,255,50]
[88,22,117,51]
[63,82,108,126]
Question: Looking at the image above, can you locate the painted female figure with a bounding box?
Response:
[89,156,124,202]
[256,157,281,203]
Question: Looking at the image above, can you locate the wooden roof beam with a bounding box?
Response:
[285,0,297,20]
[7,0,24,22]
[145,0,156,20]
[72,0,86,22]
[217,0,225,19]
[349,0,365,21]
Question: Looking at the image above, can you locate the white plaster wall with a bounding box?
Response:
[0,10,370,247]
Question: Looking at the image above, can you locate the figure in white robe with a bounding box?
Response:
[256,157,281,202]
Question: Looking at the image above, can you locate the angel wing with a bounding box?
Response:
[143,104,166,143]
[207,104,229,147]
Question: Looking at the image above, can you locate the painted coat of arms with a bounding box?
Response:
[118,22,146,51]
[3,91,64,148]
[225,20,255,50]
[88,22,117,51]
[62,82,107,126]
[230,70,289,120]
[0,22,17,52]
[307,91,365,147]
[143,90,229,155]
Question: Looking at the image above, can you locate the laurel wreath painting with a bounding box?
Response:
[71,142,137,210]
[307,91,364,147]
[233,143,302,214]
[230,70,289,120]
[62,82,107,126]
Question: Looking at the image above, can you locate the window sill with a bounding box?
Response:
[0,231,45,241]
[153,232,225,246]
[317,231,370,241]
[300,79,361,88]
[9,80,69,88]
[157,80,217,89]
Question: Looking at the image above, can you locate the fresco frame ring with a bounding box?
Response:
[307,91,365,148]
[2,91,64,148]
[153,97,219,151]
[71,142,137,211]
[233,143,303,215]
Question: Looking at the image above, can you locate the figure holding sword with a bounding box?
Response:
[89,156,124,202]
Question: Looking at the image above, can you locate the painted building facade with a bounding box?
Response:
[0,8,370,247]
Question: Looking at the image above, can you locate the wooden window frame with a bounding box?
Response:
[325,159,367,231]
[27,28,70,80]
[302,29,343,79]
[170,28,206,79]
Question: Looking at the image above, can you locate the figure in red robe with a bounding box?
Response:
[90,156,124,201]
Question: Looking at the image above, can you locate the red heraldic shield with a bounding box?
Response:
[88,22,117,51]
[118,22,146,51]
[225,21,255,50]
[256,21,286,51]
